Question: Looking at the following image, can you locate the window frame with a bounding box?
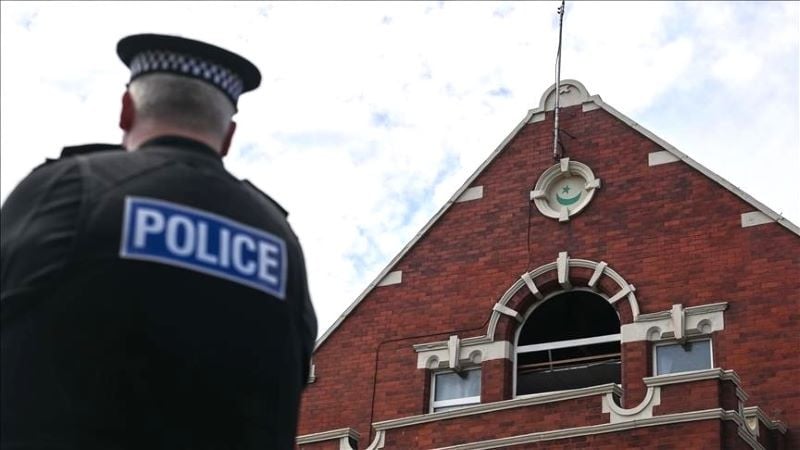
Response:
[429,367,481,413]
[513,288,622,398]
[652,337,714,376]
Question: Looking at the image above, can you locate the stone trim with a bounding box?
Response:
[376,270,402,287]
[648,150,680,166]
[456,186,484,203]
[415,339,511,369]
[581,101,601,112]
[361,368,780,450]
[643,368,741,388]
[539,79,591,111]
[602,385,661,423]
[372,383,621,431]
[492,303,522,322]
[412,253,640,364]
[530,158,601,222]
[307,359,316,384]
[365,409,759,450]
[741,211,775,228]
[621,302,727,343]
[297,427,360,450]
[743,406,788,434]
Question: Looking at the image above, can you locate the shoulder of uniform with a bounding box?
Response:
[35,143,125,170]
[242,179,289,217]
[59,143,125,158]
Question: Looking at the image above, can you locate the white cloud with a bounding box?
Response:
[1,1,798,335]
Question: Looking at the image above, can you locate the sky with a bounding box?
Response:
[2,1,798,335]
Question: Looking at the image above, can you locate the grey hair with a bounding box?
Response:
[128,73,235,138]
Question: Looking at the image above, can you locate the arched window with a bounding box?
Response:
[515,290,621,396]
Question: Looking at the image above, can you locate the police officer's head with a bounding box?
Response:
[116,34,261,156]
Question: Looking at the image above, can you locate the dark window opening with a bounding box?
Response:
[516,290,621,396]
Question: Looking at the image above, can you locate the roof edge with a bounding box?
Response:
[314,109,536,351]
[592,98,800,236]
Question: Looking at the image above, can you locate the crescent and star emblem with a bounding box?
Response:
[556,184,581,206]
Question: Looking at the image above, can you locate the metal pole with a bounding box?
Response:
[553,0,565,160]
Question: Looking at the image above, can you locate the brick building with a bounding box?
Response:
[296,80,798,449]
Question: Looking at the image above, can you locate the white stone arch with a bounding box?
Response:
[486,251,639,342]
[414,252,640,375]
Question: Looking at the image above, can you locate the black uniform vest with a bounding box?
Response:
[1,137,317,450]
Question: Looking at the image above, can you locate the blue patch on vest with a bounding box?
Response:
[120,196,287,299]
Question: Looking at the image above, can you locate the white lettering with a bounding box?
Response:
[258,241,280,285]
[133,207,165,248]
[232,234,256,275]
[219,228,231,268]
[196,221,218,265]
[166,215,195,257]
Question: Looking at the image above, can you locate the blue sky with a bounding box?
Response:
[1,1,798,334]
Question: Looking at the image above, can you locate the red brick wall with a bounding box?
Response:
[508,420,723,450]
[382,395,607,448]
[298,104,799,448]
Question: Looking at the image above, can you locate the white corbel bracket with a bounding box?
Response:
[448,335,461,370]
[493,303,523,323]
[621,302,727,343]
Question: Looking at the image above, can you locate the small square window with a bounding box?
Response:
[654,339,712,376]
[430,368,481,412]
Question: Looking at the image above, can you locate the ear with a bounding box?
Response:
[220,121,237,158]
[119,91,135,131]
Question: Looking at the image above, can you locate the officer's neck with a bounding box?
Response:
[123,122,224,155]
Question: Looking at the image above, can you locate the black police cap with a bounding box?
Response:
[117,33,261,107]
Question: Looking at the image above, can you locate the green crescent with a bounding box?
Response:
[556,191,581,206]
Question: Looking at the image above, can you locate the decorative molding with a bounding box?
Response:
[581,101,600,112]
[529,111,546,123]
[415,253,640,359]
[643,368,741,388]
[743,406,788,434]
[648,150,680,166]
[448,335,461,370]
[297,427,360,450]
[362,368,780,450]
[307,359,316,384]
[587,261,607,288]
[370,409,758,450]
[539,80,591,111]
[456,186,484,203]
[520,272,543,299]
[492,303,522,322]
[741,211,775,228]
[556,252,571,287]
[415,339,511,369]
[602,386,661,423]
[376,270,402,287]
[530,158,601,222]
[483,254,640,343]
[372,383,621,431]
[621,302,727,343]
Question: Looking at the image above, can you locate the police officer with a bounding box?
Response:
[1,34,317,449]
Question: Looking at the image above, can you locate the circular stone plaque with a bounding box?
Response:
[530,158,600,222]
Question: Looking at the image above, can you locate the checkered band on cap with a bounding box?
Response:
[129,50,245,103]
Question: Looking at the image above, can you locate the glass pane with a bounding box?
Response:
[434,370,481,401]
[656,340,711,375]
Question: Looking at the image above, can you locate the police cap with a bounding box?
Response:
[117,33,261,107]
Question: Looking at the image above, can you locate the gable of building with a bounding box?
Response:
[314,79,799,353]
